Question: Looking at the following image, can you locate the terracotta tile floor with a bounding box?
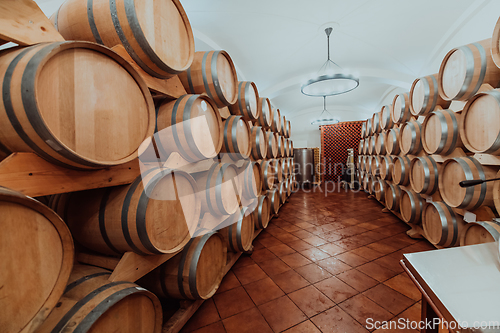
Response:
[181,189,436,333]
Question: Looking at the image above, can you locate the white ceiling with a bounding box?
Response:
[29,0,500,147]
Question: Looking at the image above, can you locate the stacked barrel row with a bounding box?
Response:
[357,19,500,250]
[0,0,297,333]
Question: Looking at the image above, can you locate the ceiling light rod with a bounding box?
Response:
[319,27,341,72]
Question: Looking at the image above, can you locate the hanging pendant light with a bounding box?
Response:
[301,27,359,97]
[311,96,340,126]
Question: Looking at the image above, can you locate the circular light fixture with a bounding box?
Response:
[311,96,340,126]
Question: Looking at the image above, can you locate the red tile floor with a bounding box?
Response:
[181,189,436,333]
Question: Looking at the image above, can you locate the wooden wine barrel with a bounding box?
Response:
[391,93,411,124]
[254,195,271,229]
[360,155,367,172]
[438,39,500,101]
[266,131,278,158]
[37,265,162,333]
[363,137,370,155]
[256,98,273,129]
[374,178,387,202]
[220,206,255,252]
[267,188,280,215]
[290,141,294,156]
[365,155,373,175]
[460,221,500,246]
[155,95,222,162]
[229,81,260,121]
[194,163,241,217]
[141,233,226,300]
[366,118,373,136]
[179,51,238,107]
[364,173,374,194]
[220,115,251,160]
[273,159,283,183]
[385,183,402,211]
[281,116,288,137]
[260,160,276,191]
[493,170,500,214]
[0,187,73,333]
[439,157,498,210]
[286,139,293,157]
[0,41,154,169]
[240,161,262,201]
[370,156,381,177]
[277,136,286,157]
[409,74,451,116]
[410,156,440,195]
[422,202,465,248]
[400,188,425,224]
[492,17,500,67]
[52,168,198,255]
[287,121,292,138]
[385,128,401,155]
[271,108,282,134]
[281,158,289,179]
[51,0,194,79]
[380,105,394,130]
[287,178,293,196]
[359,139,365,155]
[361,121,367,138]
[249,126,268,160]
[356,155,362,170]
[375,132,386,155]
[400,120,423,155]
[392,156,412,186]
[422,108,463,155]
[368,136,376,155]
[371,112,382,134]
[380,155,394,181]
[278,181,287,204]
[460,89,500,155]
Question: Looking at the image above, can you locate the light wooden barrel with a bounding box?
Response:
[361,121,367,138]
[374,178,387,202]
[391,93,411,124]
[195,163,241,216]
[260,160,276,191]
[392,156,412,186]
[400,188,425,224]
[266,130,278,158]
[51,0,194,79]
[229,81,260,121]
[364,173,374,194]
[375,132,386,155]
[385,183,402,211]
[371,112,382,134]
[438,39,500,101]
[410,74,451,116]
[254,195,271,229]
[287,178,293,196]
[220,115,251,160]
[249,126,268,160]
[286,139,292,157]
[281,157,289,178]
[240,161,262,201]
[460,221,500,246]
[366,118,373,136]
[493,170,500,214]
[0,187,73,333]
[356,155,362,170]
[141,232,226,300]
[422,202,465,247]
[380,155,394,181]
[410,156,440,195]
[51,168,198,255]
[460,89,500,155]
[368,136,376,155]
[365,155,373,175]
[422,108,463,155]
[359,139,365,154]
[0,41,154,169]
[155,95,222,162]
[278,181,287,204]
[281,116,288,137]
[363,137,370,154]
[370,156,381,177]
[256,98,273,129]
[290,141,294,156]
[438,157,498,210]
[220,206,255,252]
[273,159,283,183]
[180,51,238,107]
[400,120,423,155]
[385,128,401,155]
[287,121,292,138]
[380,105,394,130]
[271,108,282,134]
[37,265,162,333]
[360,156,367,172]
[267,189,280,215]
[277,136,286,158]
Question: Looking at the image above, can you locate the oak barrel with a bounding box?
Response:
[180,51,238,107]
[385,128,401,155]
[359,139,365,155]
[260,160,276,191]
[371,112,382,134]
[37,265,162,333]
[421,108,463,155]
[363,136,370,155]
[281,116,288,137]
[277,135,286,158]
[460,221,500,246]
[0,187,73,333]
[438,39,500,101]
[366,118,373,136]
[51,168,198,255]
[266,130,278,158]
[140,232,227,300]
[51,0,194,79]
[374,178,387,202]
[220,206,255,252]
[392,156,412,186]
[254,195,271,229]
[273,159,283,183]
[422,202,464,248]
[361,121,367,138]
[155,94,222,162]
[391,93,411,124]
[375,131,386,155]
[400,188,425,224]
[410,156,440,195]
[368,136,376,155]
[380,105,394,130]
[438,156,498,210]
[281,157,289,179]
[380,155,394,181]
[240,161,262,201]
[256,97,273,129]
[278,181,287,204]
[271,108,282,134]
[229,81,260,121]
[267,188,280,215]
[409,74,451,116]
[249,126,268,160]
[460,89,500,155]
[492,17,500,67]
[0,41,155,169]
[385,183,402,211]
[400,120,423,155]
[370,156,381,177]
[220,115,251,160]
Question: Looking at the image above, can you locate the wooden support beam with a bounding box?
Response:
[109,251,181,282]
